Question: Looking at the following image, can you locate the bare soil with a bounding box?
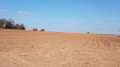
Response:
[0,29,120,67]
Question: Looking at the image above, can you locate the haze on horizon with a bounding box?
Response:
[0,0,120,34]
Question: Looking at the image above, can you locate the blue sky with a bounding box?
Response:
[0,0,120,34]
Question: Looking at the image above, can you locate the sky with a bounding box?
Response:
[0,0,120,34]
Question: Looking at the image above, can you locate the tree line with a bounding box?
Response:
[0,19,25,30]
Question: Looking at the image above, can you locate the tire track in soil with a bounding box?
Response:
[106,36,120,48]
[83,34,99,49]
[95,34,101,48]
[97,34,106,49]
[98,35,111,49]
[81,34,94,48]
[98,34,119,51]
[92,34,100,49]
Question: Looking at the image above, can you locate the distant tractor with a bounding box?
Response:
[32,28,38,31]
[32,29,36,31]
[41,29,45,31]
[87,32,90,34]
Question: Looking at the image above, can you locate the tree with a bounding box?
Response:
[0,19,7,28]
[5,21,13,29]
[19,24,25,30]
[0,18,26,30]
[8,19,15,26]
[14,23,19,29]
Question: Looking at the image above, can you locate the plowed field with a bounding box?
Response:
[0,29,120,67]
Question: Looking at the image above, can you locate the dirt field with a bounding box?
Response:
[0,29,120,67]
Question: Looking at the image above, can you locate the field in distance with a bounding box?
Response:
[0,29,120,67]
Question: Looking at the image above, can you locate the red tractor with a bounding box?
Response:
[33,29,36,31]
[32,28,38,31]
[41,29,45,31]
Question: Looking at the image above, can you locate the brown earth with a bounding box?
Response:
[0,29,120,67]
